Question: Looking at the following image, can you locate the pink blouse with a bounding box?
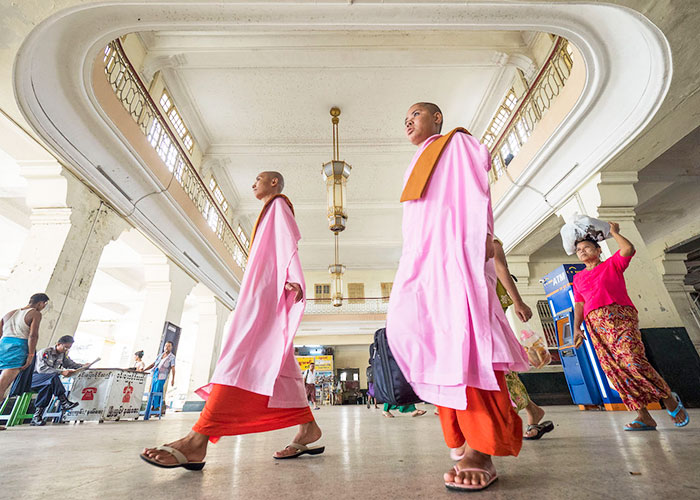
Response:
[573,250,636,318]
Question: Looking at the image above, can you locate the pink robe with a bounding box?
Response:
[196,197,307,408]
[386,132,528,410]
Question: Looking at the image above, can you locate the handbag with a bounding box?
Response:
[369,328,421,405]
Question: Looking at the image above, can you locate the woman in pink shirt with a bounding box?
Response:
[572,222,689,431]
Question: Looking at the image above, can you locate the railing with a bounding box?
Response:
[102,40,248,269]
[305,297,390,315]
[488,37,574,182]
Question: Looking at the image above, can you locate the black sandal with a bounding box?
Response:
[524,420,554,440]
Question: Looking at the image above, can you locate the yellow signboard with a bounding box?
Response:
[314,355,334,372]
[296,355,334,373]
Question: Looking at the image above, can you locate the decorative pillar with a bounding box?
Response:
[659,252,700,351]
[1,162,129,347]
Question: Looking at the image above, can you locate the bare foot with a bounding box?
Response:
[444,448,496,488]
[450,443,466,461]
[142,431,208,465]
[383,410,394,418]
[662,396,688,425]
[626,408,657,429]
[274,420,322,458]
[524,401,546,438]
[412,409,427,417]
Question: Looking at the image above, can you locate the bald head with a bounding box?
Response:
[263,171,284,193]
[405,102,444,145]
[252,171,285,201]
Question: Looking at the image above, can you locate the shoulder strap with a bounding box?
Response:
[400,127,471,202]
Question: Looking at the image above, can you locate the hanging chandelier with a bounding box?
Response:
[322,107,351,307]
[322,107,352,232]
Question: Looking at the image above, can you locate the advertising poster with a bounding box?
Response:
[64,370,112,422]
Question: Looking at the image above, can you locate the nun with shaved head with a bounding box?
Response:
[141,170,324,470]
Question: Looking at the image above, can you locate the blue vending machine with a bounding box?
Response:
[542,264,625,410]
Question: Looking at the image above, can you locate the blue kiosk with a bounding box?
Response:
[542,264,631,410]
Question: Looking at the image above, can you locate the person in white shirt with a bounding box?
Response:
[302,362,319,410]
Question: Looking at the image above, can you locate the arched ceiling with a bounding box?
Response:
[141,29,538,269]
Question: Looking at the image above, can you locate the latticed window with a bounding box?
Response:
[315,284,331,303]
[481,88,518,148]
[209,177,230,213]
[236,225,250,248]
[348,283,365,304]
[159,89,195,153]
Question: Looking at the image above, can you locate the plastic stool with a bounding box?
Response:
[0,392,36,427]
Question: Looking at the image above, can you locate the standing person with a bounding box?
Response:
[573,223,689,430]
[30,335,86,426]
[387,103,528,491]
[0,293,49,430]
[144,341,176,414]
[141,171,323,470]
[132,350,146,371]
[302,362,320,410]
[493,239,554,440]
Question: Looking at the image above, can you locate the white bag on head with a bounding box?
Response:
[560,213,611,255]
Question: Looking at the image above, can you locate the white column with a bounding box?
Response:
[1,163,129,347]
[134,256,196,363]
[565,171,685,329]
[184,284,232,405]
[659,252,700,351]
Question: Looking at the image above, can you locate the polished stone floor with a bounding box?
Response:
[1,404,699,499]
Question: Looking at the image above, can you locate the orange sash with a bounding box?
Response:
[248,194,295,251]
[399,127,470,202]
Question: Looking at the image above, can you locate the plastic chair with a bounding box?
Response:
[0,391,36,427]
[42,377,72,423]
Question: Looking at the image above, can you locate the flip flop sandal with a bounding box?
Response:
[273,442,325,460]
[139,445,206,470]
[383,411,395,418]
[412,410,427,417]
[624,420,657,431]
[445,466,498,492]
[667,392,690,427]
[523,420,554,440]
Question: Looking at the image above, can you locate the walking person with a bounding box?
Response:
[141,171,324,469]
[493,239,554,440]
[573,222,689,430]
[302,362,320,410]
[0,293,49,430]
[387,103,528,492]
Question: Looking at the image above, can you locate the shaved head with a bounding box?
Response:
[262,171,284,193]
[414,102,443,133]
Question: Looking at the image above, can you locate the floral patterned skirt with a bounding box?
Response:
[505,371,530,413]
[585,304,671,411]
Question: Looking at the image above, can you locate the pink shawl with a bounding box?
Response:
[386,131,528,410]
[196,197,307,408]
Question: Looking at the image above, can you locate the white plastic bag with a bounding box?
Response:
[560,213,611,255]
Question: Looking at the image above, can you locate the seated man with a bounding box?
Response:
[30,335,87,426]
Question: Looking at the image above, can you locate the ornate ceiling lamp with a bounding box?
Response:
[322,107,351,307]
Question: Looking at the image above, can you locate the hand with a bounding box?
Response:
[574,329,585,348]
[514,301,533,322]
[61,369,77,377]
[608,221,620,235]
[485,234,495,262]
[83,362,91,368]
[285,282,304,303]
[20,353,35,370]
